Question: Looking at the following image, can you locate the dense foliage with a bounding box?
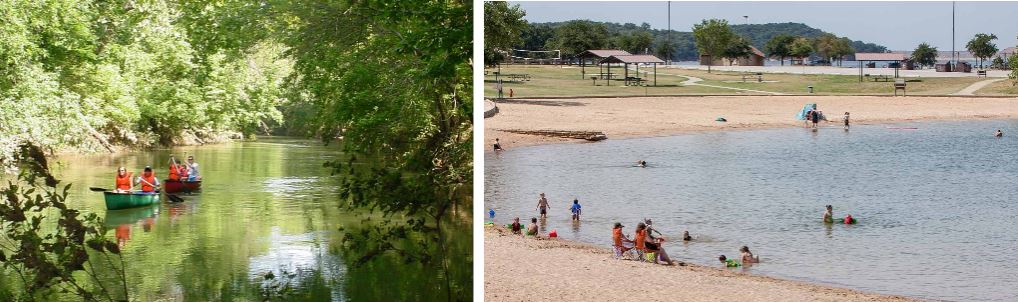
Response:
[516,21,887,61]
[0,0,288,167]
[484,2,528,66]
[1,144,127,301]
[764,34,796,65]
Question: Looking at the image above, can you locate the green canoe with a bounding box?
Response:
[104,191,161,210]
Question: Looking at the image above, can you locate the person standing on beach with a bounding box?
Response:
[843,112,850,129]
[570,199,582,221]
[537,193,549,219]
[496,79,504,99]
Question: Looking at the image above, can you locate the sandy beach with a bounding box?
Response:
[484,226,918,302]
[485,95,1018,149]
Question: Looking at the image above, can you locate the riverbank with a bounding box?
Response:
[485,95,1018,150]
[484,226,918,302]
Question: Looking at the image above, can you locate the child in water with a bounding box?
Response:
[570,199,582,221]
[995,129,1003,137]
[823,205,834,223]
[740,246,760,264]
[719,255,740,267]
[526,217,539,237]
[682,231,692,241]
[510,217,522,235]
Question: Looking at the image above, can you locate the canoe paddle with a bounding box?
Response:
[136,177,184,203]
[89,187,110,192]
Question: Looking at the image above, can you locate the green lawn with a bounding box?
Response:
[975,78,1018,95]
[673,68,987,95]
[483,65,762,98]
[484,65,997,98]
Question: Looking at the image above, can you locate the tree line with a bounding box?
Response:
[484,3,887,65]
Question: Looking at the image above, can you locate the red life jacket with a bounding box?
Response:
[116,172,132,191]
[140,174,157,192]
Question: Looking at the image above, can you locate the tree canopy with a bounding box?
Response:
[484,2,528,66]
[912,43,939,69]
[692,19,735,73]
[721,36,752,65]
[789,37,815,60]
[764,34,796,65]
[966,33,998,69]
[544,20,611,57]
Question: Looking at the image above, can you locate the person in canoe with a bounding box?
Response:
[135,166,160,193]
[168,155,187,181]
[186,155,201,181]
[114,167,133,193]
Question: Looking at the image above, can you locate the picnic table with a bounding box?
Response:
[508,73,531,82]
[977,70,987,77]
[742,72,763,83]
[624,77,645,86]
[871,75,893,82]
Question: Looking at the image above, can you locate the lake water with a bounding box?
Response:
[485,119,1017,302]
[2,137,471,301]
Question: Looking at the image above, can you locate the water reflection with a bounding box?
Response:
[0,137,471,301]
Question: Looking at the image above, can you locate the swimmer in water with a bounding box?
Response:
[823,205,833,223]
[994,129,1003,137]
[682,230,692,241]
[740,246,760,263]
[719,255,740,267]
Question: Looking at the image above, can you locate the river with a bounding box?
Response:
[485,119,1016,302]
[3,137,471,301]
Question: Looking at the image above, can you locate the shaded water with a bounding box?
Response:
[3,137,470,301]
[486,119,1017,302]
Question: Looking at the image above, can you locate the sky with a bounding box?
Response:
[508,1,1018,51]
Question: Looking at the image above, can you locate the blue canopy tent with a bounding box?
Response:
[796,103,827,121]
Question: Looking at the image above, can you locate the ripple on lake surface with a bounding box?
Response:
[486,119,1018,302]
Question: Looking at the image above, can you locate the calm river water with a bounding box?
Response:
[7,137,470,301]
[485,119,1016,302]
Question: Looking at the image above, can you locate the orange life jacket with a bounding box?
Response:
[168,163,181,181]
[116,172,132,191]
[139,174,157,192]
[635,229,647,250]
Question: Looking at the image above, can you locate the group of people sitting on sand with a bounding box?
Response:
[611,219,694,265]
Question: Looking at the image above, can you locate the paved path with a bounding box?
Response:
[952,78,1006,95]
[641,68,785,95]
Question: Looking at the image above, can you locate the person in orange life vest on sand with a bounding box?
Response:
[135,166,160,193]
[114,167,133,193]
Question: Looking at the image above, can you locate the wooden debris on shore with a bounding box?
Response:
[498,129,607,141]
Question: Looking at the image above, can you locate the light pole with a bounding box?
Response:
[743,15,748,25]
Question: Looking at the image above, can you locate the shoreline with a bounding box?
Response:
[484,95,1018,151]
[484,226,920,301]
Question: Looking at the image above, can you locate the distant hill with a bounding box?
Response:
[520,21,888,61]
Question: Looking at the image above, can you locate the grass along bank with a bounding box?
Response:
[484,65,997,97]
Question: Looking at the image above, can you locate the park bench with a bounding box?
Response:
[977,70,987,77]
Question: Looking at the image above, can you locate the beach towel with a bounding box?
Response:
[795,103,818,120]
